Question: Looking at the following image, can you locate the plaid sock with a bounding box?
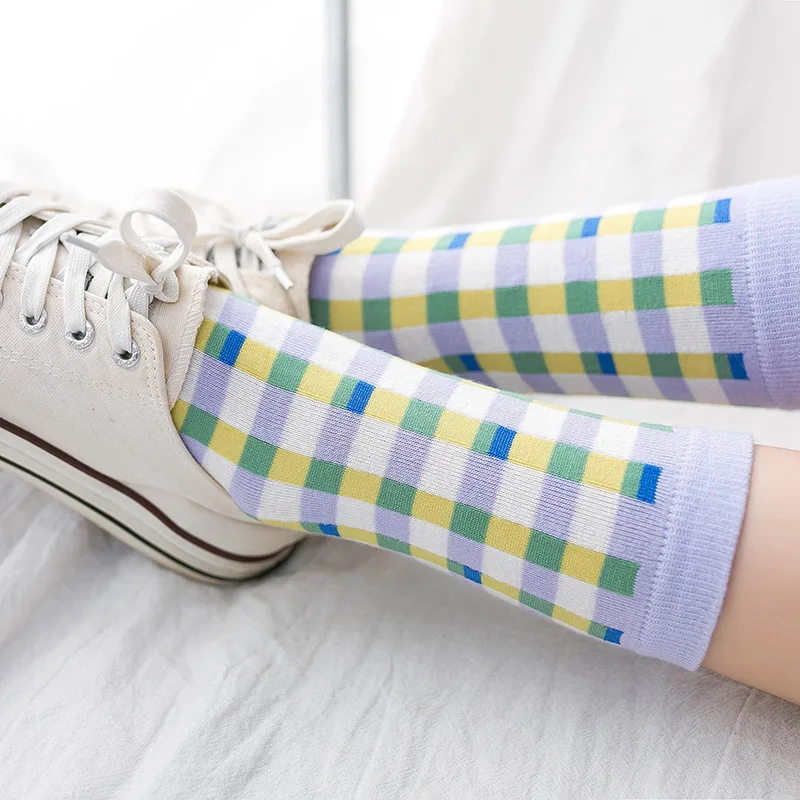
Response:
[174,288,753,669]
[309,177,800,407]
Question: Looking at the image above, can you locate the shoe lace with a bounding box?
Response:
[182,192,363,297]
[0,186,199,366]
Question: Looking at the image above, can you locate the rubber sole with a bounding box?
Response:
[0,418,296,583]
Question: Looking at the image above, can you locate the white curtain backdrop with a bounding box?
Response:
[2,2,800,798]
[367,0,800,227]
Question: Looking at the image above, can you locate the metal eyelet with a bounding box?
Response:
[65,320,95,350]
[20,308,48,334]
[113,339,140,369]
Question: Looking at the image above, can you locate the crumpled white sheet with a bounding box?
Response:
[3,1,800,797]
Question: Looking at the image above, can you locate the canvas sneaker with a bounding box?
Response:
[182,191,363,319]
[0,185,359,582]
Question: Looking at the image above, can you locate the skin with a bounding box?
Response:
[703,445,800,704]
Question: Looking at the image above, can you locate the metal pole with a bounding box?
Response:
[327,0,351,198]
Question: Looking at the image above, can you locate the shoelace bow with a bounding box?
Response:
[0,186,199,366]
[183,192,363,297]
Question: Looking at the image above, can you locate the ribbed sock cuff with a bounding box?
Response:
[743,177,800,409]
[634,427,753,669]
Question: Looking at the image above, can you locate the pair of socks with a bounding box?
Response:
[175,176,800,669]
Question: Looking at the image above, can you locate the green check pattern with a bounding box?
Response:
[172,287,755,670]
[310,187,774,406]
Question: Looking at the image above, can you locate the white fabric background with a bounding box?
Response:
[3,1,800,797]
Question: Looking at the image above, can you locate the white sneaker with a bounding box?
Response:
[0,186,313,582]
[183,192,363,318]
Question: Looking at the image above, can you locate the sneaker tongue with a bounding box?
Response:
[148,263,215,406]
[238,250,313,321]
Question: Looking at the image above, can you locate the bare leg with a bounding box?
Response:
[705,445,800,704]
